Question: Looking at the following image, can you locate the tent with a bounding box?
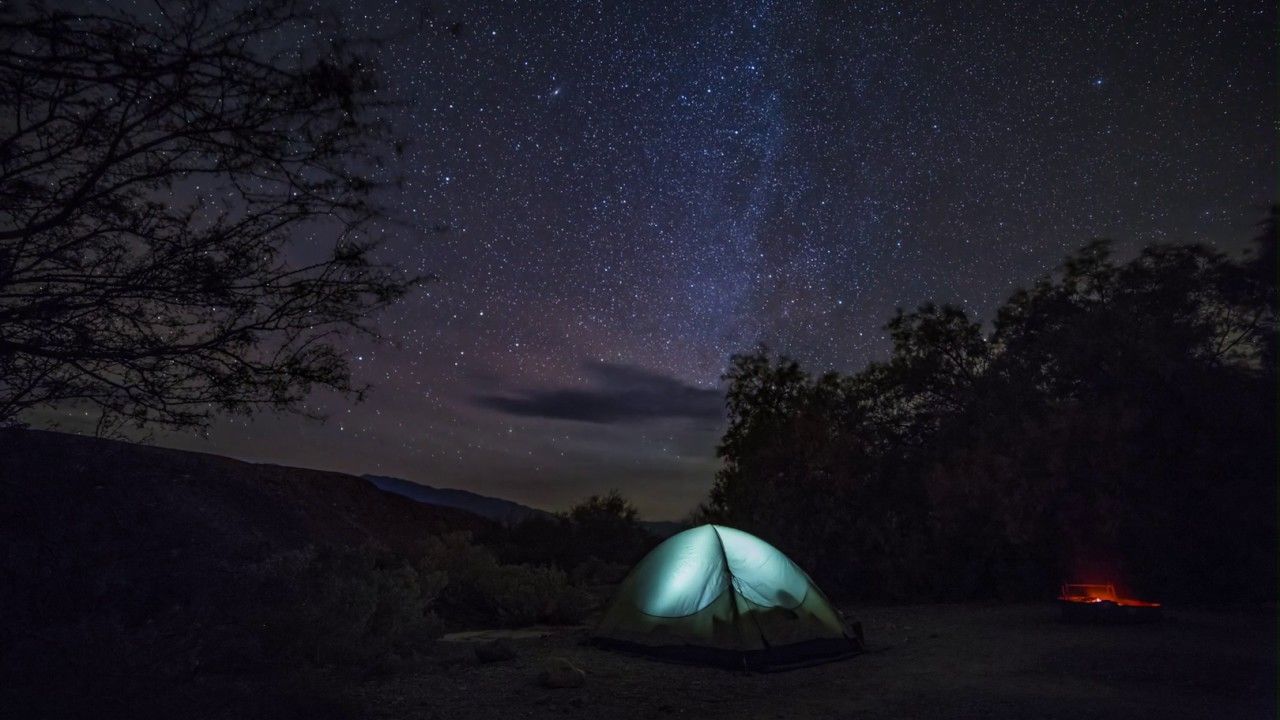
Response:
[592,524,863,670]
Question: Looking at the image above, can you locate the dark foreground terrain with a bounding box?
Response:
[372,604,1275,720]
[2,431,1273,719]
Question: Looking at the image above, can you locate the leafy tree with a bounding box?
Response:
[710,351,923,595]
[566,490,649,564]
[0,1,418,432]
[712,217,1277,601]
[567,489,640,525]
[485,490,654,572]
[990,239,1274,403]
[975,234,1277,598]
[880,303,989,432]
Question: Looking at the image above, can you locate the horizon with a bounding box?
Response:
[3,2,1275,716]
[16,1,1276,521]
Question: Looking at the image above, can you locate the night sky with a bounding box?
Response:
[166,1,1273,520]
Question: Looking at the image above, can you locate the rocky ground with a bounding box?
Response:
[363,603,1275,720]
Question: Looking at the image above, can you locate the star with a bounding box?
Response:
[183,0,1274,520]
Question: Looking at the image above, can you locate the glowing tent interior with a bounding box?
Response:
[592,524,863,670]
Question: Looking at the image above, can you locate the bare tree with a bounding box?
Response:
[0,0,420,432]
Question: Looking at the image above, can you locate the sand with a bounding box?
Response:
[362,603,1275,720]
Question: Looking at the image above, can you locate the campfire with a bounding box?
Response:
[1058,584,1162,623]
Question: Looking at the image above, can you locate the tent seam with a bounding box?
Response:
[711,524,772,650]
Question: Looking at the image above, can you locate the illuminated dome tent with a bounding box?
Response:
[592,524,862,670]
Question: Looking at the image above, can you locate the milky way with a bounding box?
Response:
[179,1,1274,519]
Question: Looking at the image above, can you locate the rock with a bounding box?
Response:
[474,639,518,663]
[538,657,585,688]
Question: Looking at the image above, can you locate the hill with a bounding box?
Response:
[365,473,554,524]
[365,474,687,538]
[0,429,491,583]
[0,429,577,718]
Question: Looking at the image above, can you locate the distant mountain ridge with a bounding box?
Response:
[0,429,492,601]
[364,474,688,537]
[364,474,554,525]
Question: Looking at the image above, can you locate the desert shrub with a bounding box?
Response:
[0,588,370,720]
[1,609,204,718]
[570,555,632,585]
[422,534,591,626]
[481,491,656,572]
[564,491,652,564]
[483,513,576,567]
[243,545,445,669]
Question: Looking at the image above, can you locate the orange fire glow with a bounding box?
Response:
[1058,584,1161,608]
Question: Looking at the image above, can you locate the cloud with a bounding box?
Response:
[474,361,722,424]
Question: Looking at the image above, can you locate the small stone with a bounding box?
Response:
[539,657,586,688]
[474,638,518,663]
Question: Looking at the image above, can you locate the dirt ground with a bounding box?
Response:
[362,604,1276,720]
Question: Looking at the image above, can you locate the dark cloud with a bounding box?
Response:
[475,362,723,424]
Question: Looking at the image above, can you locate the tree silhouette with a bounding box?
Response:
[0,1,418,432]
[711,218,1277,601]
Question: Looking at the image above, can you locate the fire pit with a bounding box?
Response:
[1057,584,1162,623]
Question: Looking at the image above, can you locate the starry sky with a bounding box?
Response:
[165,0,1273,520]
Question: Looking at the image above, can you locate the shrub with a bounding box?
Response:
[480,491,657,572]
[243,545,446,668]
[422,534,591,626]
[570,556,632,585]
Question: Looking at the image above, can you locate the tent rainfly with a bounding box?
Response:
[592,524,862,670]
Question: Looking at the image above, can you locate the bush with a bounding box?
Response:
[242,545,446,669]
[422,534,592,626]
[1,530,599,718]
[570,556,632,585]
[0,544,439,719]
[480,491,657,572]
